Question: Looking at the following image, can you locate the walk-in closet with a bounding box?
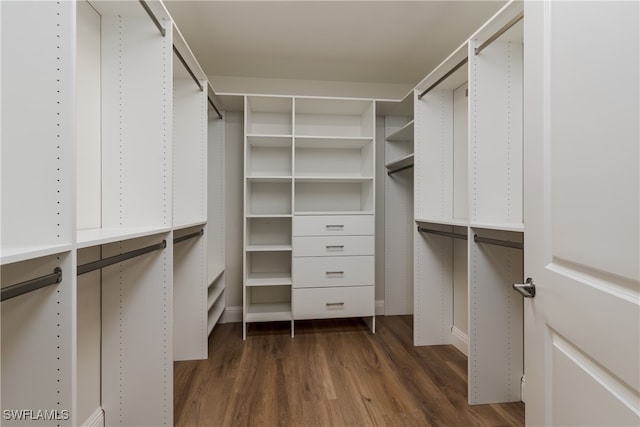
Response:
[2,0,638,426]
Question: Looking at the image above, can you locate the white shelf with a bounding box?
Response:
[385,154,414,171]
[246,176,292,182]
[173,221,207,231]
[208,265,225,286]
[470,222,525,233]
[294,176,374,183]
[415,218,469,227]
[1,243,74,266]
[76,226,172,248]
[247,134,293,141]
[295,211,374,216]
[246,214,293,218]
[246,245,292,252]
[386,120,414,142]
[245,302,293,323]
[207,298,225,335]
[208,285,225,310]
[246,273,293,287]
[294,136,373,148]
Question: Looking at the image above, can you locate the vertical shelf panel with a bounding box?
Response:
[1,0,74,261]
[470,37,523,228]
[101,234,173,426]
[468,229,523,404]
[1,253,74,426]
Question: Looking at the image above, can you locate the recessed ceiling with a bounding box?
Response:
[165,1,506,95]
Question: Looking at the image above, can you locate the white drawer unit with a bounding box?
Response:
[293,286,374,320]
[292,235,374,257]
[293,256,374,288]
[293,215,374,236]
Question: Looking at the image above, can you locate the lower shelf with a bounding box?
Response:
[208,297,225,335]
[245,302,293,323]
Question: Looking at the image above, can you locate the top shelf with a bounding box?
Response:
[386,120,414,142]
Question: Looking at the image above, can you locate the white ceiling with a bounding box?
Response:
[165,1,506,99]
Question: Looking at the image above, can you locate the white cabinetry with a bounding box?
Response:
[2,1,219,424]
[413,1,524,405]
[243,96,376,338]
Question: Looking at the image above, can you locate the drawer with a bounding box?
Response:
[293,286,374,320]
[293,236,374,257]
[293,256,374,288]
[293,215,374,236]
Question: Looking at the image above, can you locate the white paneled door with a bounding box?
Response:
[524,1,639,426]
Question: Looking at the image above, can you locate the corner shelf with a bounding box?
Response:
[385,154,414,174]
[386,120,414,142]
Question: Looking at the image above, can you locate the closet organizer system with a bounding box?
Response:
[243,97,376,338]
[1,1,225,426]
[413,2,525,405]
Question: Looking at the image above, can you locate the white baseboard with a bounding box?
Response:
[521,375,526,403]
[451,326,469,357]
[220,305,242,323]
[220,300,385,323]
[82,407,104,427]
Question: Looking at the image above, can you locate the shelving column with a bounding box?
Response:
[243,96,294,339]
[1,2,76,424]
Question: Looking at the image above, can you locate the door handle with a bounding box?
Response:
[513,277,536,298]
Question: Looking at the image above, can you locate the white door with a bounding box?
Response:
[524,1,639,426]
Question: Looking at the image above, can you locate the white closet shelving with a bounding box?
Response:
[207,85,226,336]
[2,1,219,425]
[379,94,414,316]
[413,0,524,405]
[243,96,376,338]
[172,23,209,362]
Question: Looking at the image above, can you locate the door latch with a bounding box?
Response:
[513,277,536,298]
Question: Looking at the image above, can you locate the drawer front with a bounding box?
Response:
[293,256,374,288]
[293,286,374,320]
[293,215,374,236]
[293,236,374,257]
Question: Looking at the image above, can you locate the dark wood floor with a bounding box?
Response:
[174,316,524,426]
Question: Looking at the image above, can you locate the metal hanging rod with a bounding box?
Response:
[77,240,167,276]
[475,11,524,56]
[138,0,166,37]
[474,234,523,250]
[387,164,414,176]
[208,97,223,120]
[417,227,467,241]
[418,57,468,100]
[1,268,62,302]
[173,46,203,92]
[174,229,204,245]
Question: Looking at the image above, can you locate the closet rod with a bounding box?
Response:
[77,240,167,276]
[474,11,524,55]
[418,227,467,241]
[138,0,166,37]
[173,45,203,92]
[474,234,523,250]
[387,164,414,176]
[174,229,204,245]
[208,97,223,120]
[418,57,468,99]
[1,268,62,302]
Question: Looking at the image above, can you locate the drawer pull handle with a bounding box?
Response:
[326,224,344,230]
[326,271,344,277]
[326,245,345,250]
[326,302,345,307]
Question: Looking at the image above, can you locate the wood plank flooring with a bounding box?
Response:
[174,316,524,426]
